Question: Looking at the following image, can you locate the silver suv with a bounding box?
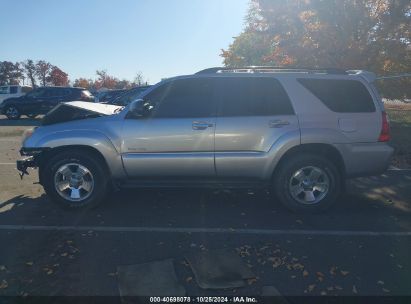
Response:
[17,67,393,213]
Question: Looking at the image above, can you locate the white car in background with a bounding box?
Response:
[0,85,32,105]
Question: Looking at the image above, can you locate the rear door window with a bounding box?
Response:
[298,79,376,112]
[216,77,294,117]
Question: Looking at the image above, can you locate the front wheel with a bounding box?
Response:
[5,106,21,120]
[42,150,109,209]
[274,154,342,213]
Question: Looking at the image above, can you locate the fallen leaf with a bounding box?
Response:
[389,253,395,258]
[316,272,325,277]
[397,264,403,269]
[353,285,358,294]
[60,252,68,257]
[0,265,6,271]
[181,261,190,267]
[108,272,117,277]
[296,219,303,225]
[308,284,316,292]
[25,262,33,266]
[291,275,296,279]
[303,270,309,277]
[0,280,8,289]
[293,263,304,270]
[383,288,390,293]
[46,269,53,275]
[247,278,257,285]
[329,266,337,275]
[377,281,384,285]
[318,276,324,282]
[340,270,350,276]
[66,240,74,244]
[320,291,327,296]
[327,286,334,291]
[186,277,193,283]
[335,285,343,291]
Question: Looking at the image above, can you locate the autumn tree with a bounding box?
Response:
[222,0,411,97]
[22,60,37,87]
[73,78,92,89]
[35,60,53,86]
[47,66,69,86]
[0,61,23,85]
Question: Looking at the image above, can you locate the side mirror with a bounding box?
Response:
[128,99,154,118]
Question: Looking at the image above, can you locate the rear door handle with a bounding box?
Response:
[192,121,214,130]
[269,120,290,128]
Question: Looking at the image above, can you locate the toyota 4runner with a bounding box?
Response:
[17,67,393,213]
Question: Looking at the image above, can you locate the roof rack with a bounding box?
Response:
[195,66,348,75]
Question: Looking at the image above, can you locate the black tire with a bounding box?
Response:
[42,150,109,210]
[5,106,21,120]
[274,154,342,213]
[26,114,38,119]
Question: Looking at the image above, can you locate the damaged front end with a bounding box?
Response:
[16,101,123,179]
[17,147,50,179]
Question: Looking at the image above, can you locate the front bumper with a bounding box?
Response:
[17,147,49,178]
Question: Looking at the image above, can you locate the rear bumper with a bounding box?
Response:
[335,142,394,178]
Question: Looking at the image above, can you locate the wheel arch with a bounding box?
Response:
[272,143,346,179]
[38,145,111,185]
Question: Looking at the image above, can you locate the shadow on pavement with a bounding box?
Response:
[0,171,410,232]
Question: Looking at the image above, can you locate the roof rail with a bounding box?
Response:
[195,66,348,75]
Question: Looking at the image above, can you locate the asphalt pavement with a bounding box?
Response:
[0,128,410,299]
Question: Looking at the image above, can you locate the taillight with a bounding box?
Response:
[378,111,390,142]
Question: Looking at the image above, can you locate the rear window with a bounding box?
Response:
[217,77,294,117]
[298,79,375,113]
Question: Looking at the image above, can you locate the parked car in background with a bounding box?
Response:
[0,85,32,105]
[17,67,393,213]
[0,86,94,119]
[108,86,152,106]
[94,89,126,103]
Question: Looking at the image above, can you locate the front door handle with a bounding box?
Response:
[269,120,290,128]
[192,121,214,130]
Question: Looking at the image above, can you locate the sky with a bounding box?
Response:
[0,0,249,84]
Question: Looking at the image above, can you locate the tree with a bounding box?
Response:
[47,66,69,86]
[95,70,118,89]
[35,60,53,86]
[73,78,92,89]
[0,61,23,85]
[222,0,411,97]
[22,60,37,87]
[115,79,131,89]
[133,71,146,86]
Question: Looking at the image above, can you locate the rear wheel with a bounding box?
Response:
[5,106,21,120]
[42,150,109,209]
[274,154,342,213]
[26,114,38,119]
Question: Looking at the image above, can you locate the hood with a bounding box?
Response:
[42,101,123,126]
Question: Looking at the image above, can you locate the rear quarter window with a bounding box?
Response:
[297,79,376,113]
